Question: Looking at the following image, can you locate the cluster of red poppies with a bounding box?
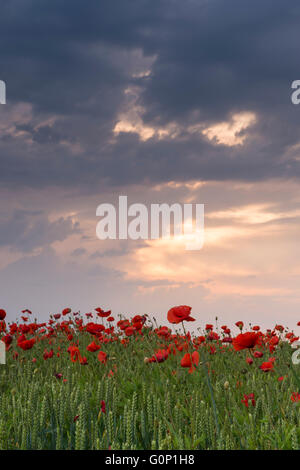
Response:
[0,305,299,384]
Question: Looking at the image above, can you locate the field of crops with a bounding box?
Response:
[0,305,299,450]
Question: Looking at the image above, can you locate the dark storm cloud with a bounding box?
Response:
[0,210,80,252]
[1,0,300,189]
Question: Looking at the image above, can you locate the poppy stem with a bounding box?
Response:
[200,349,220,438]
[182,321,220,438]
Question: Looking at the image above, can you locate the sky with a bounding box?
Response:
[1,0,300,330]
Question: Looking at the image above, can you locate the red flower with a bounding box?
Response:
[62,308,71,316]
[149,349,169,364]
[95,308,111,318]
[125,326,136,337]
[87,341,101,352]
[18,338,35,350]
[232,332,260,351]
[0,309,6,321]
[241,393,256,408]
[235,321,244,330]
[100,400,106,413]
[1,334,12,347]
[98,351,107,364]
[180,351,199,373]
[254,351,263,358]
[259,361,274,372]
[246,357,253,365]
[86,323,105,336]
[68,346,82,363]
[291,392,300,403]
[167,305,195,324]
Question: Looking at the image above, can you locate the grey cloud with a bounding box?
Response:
[1,1,300,189]
[0,210,80,252]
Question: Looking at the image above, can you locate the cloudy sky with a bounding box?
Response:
[1,0,300,329]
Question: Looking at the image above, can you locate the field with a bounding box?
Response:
[0,305,299,450]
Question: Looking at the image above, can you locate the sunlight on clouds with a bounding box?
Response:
[208,204,300,225]
[113,86,180,142]
[201,111,256,146]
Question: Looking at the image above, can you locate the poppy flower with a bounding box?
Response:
[156,326,171,338]
[167,305,195,324]
[18,338,35,350]
[62,308,71,316]
[68,346,82,363]
[241,393,255,408]
[180,351,199,373]
[149,349,169,364]
[0,309,6,321]
[232,332,260,351]
[291,392,300,403]
[1,334,12,347]
[95,308,111,318]
[100,400,106,413]
[97,351,107,364]
[80,356,88,365]
[124,326,136,337]
[87,341,101,352]
[259,361,274,372]
[254,351,263,358]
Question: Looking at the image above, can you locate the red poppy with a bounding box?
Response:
[0,309,6,321]
[97,351,107,364]
[124,326,136,337]
[167,305,195,324]
[62,308,71,316]
[149,349,169,364]
[180,351,199,373]
[68,346,82,363]
[100,400,106,413]
[1,334,12,347]
[87,341,101,352]
[259,361,274,372]
[232,332,260,351]
[241,393,255,408]
[291,392,300,402]
[95,308,111,318]
[254,351,263,358]
[18,338,35,350]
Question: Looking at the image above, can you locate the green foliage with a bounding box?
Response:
[0,329,299,450]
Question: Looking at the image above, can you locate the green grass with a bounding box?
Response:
[0,314,299,450]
